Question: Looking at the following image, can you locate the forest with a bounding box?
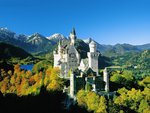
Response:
[0,61,149,113]
[0,42,149,113]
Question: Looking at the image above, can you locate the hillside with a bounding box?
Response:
[0,42,34,71]
[111,50,150,78]
[0,42,32,59]
[102,44,140,57]
[136,43,150,50]
[0,28,55,53]
[112,50,150,68]
[26,33,55,52]
[84,38,150,57]
[127,50,150,69]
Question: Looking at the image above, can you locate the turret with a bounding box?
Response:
[53,40,62,67]
[70,71,76,99]
[58,40,61,55]
[70,28,76,45]
[89,40,96,52]
[103,68,109,92]
[88,40,99,75]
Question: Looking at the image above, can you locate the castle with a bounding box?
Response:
[53,29,109,98]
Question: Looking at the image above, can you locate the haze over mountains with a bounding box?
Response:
[0,27,150,57]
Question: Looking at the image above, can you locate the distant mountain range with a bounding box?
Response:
[0,27,150,57]
[0,28,65,53]
[83,38,150,57]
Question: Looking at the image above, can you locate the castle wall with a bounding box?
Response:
[68,46,79,71]
[53,53,61,67]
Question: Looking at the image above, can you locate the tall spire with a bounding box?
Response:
[71,27,76,36]
[70,28,77,45]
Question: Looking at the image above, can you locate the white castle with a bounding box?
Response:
[53,28,109,98]
[54,28,99,77]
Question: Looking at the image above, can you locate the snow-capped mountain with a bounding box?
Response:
[0,27,16,39]
[0,28,54,53]
[83,38,92,44]
[16,34,28,42]
[47,33,67,42]
[0,27,149,55]
[27,33,50,45]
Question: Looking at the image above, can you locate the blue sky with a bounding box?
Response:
[0,0,150,45]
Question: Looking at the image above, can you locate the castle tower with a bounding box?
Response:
[53,41,62,67]
[68,28,80,72]
[58,40,61,55]
[88,40,100,75]
[70,72,76,99]
[103,68,109,92]
[70,28,76,45]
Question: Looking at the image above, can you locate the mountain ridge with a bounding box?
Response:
[0,27,149,57]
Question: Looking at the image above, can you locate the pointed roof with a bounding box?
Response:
[71,27,76,35]
[84,68,97,77]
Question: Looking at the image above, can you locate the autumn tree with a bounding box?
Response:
[46,67,64,91]
[114,87,150,113]
[76,90,108,113]
[76,89,87,108]
[110,70,135,89]
[138,76,150,88]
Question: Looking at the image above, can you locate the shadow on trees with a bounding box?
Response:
[0,87,90,113]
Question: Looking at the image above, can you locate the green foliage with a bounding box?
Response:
[114,87,150,113]
[74,39,89,59]
[32,60,52,73]
[110,70,134,89]
[0,43,39,66]
[76,90,107,113]
[0,42,32,59]
[138,76,150,88]
[111,50,150,79]
[85,82,92,92]
[103,44,140,57]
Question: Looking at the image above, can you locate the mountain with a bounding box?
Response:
[103,43,141,57]
[16,34,28,42]
[0,28,55,53]
[27,33,49,45]
[0,42,32,59]
[0,27,16,39]
[127,50,150,69]
[0,28,36,52]
[47,33,67,43]
[113,49,150,68]
[26,33,55,52]
[83,38,112,53]
[136,43,150,51]
[0,27,149,57]
[111,50,150,77]
[84,38,150,57]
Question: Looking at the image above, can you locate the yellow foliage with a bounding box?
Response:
[138,76,150,88]
[76,89,87,108]
[86,91,99,111]
[10,75,15,85]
